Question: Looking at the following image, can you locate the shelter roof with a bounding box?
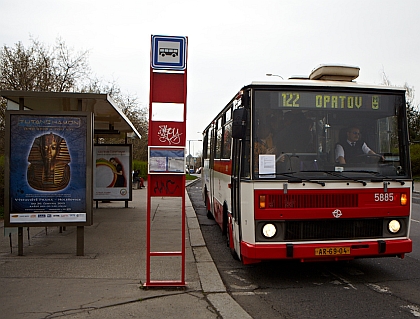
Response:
[0,90,141,139]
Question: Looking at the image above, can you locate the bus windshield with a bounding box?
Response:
[252,89,409,180]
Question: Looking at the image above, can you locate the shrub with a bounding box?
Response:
[132,160,148,179]
[0,155,4,210]
[410,144,420,177]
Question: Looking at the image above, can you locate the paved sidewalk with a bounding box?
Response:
[0,180,252,319]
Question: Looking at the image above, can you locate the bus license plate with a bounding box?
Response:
[315,247,351,256]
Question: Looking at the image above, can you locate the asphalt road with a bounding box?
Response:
[187,183,420,319]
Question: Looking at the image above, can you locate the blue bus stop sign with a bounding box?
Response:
[151,35,187,70]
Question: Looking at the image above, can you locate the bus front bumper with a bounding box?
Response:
[240,239,412,264]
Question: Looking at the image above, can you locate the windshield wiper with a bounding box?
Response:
[356,170,406,185]
[272,172,326,186]
[320,170,406,186]
[300,170,368,186]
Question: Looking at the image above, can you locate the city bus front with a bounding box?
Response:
[233,78,412,264]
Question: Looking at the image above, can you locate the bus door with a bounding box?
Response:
[231,107,248,257]
[208,125,216,214]
[231,137,242,255]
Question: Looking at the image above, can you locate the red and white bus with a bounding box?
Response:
[201,65,412,264]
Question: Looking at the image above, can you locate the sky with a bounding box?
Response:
[1,0,420,154]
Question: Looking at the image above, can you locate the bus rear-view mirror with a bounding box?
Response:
[232,108,247,139]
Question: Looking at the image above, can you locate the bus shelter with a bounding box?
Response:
[1,90,141,255]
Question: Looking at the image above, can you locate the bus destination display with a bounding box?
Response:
[264,91,400,111]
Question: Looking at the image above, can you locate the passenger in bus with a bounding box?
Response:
[254,117,277,173]
[335,126,382,164]
[255,118,276,155]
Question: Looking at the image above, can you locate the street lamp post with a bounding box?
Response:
[187,139,202,173]
[266,73,284,79]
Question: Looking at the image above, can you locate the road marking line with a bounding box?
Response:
[232,291,269,296]
[366,283,391,294]
[330,273,357,290]
[401,305,420,317]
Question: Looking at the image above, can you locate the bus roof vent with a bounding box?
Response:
[309,64,360,81]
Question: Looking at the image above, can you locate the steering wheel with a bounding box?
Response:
[355,153,384,163]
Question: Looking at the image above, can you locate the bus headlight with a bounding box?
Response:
[388,220,401,234]
[262,223,277,238]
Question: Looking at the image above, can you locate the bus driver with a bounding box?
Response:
[335,126,382,164]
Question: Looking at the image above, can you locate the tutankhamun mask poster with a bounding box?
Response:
[27,132,71,191]
[8,113,89,223]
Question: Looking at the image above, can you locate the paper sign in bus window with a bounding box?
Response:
[259,154,276,178]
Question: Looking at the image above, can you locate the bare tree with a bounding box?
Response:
[381,70,420,142]
[0,37,89,92]
[405,84,420,142]
[83,79,149,161]
[110,89,149,161]
[0,37,91,148]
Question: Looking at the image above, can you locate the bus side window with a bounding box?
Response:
[203,131,209,159]
[215,123,223,159]
[222,122,232,159]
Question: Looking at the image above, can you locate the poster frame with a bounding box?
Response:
[93,144,133,201]
[148,146,186,174]
[4,111,93,227]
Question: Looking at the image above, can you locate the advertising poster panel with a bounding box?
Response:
[7,112,91,225]
[93,144,132,201]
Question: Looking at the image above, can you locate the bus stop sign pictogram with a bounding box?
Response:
[151,35,187,70]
